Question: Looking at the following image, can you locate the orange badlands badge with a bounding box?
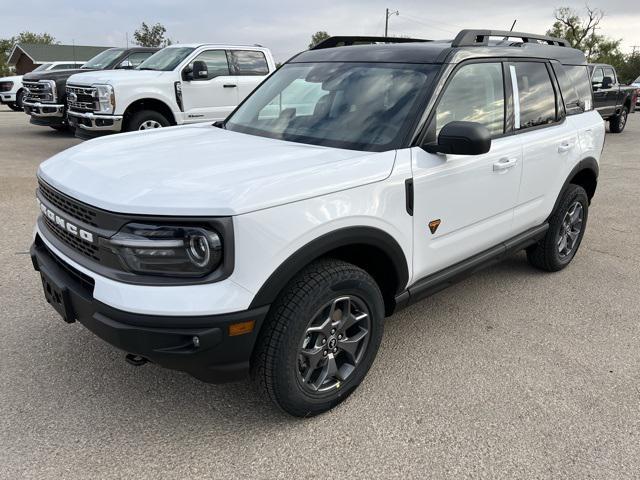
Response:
[428,219,441,234]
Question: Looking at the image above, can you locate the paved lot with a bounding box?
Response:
[0,105,639,479]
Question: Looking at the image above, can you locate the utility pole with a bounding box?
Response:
[385,8,399,37]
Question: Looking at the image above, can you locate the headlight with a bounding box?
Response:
[0,81,13,92]
[42,80,57,102]
[93,84,115,114]
[105,223,223,277]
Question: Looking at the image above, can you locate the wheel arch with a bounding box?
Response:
[123,98,176,126]
[552,157,599,215]
[248,226,410,317]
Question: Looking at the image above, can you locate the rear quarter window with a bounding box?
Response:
[552,64,593,114]
[510,62,557,130]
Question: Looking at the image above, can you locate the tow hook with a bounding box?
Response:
[125,354,149,366]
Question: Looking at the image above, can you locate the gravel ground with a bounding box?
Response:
[1,105,639,479]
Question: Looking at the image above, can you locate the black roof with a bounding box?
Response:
[292,31,587,66]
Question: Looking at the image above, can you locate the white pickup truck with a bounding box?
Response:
[66,44,275,137]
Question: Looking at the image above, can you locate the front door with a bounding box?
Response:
[412,61,523,280]
[181,49,240,122]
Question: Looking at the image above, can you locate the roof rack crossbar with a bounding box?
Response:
[311,36,431,50]
[452,29,568,48]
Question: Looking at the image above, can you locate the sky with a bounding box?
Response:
[2,0,639,62]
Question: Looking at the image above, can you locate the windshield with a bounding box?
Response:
[82,49,125,69]
[33,63,52,72]
[635,76,640,84]
[137,47,195,71]
[226,62,437,151]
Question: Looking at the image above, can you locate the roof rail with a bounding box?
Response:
[452,29,568,47]
[311,36,430,50]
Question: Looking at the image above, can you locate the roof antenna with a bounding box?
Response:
[503,19,517,43]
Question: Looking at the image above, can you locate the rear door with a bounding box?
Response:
[411,61,523,279]
[603,66,620,112]
[181,49,240,122]
[227,50,271,101]
[509,61,581,233]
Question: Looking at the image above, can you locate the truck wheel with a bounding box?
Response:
[609,106,628,133]
[7,103,22,112]
[527,184,589,272]
[7,90,23,111]
[252,259,385,417]
[125,110,170,132]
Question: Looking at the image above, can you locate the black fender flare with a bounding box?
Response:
[248,226,410,309]
[550,157,599,216]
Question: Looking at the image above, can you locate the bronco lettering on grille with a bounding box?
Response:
[37,198,95,243]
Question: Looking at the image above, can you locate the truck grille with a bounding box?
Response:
[43,215,100,261]
[24,80,56,103]
[38,179,98,227]
[67,84,96,112]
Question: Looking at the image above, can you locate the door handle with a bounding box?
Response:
[223,84,237,88]
[493,158,518,172]
[558,142,573,153]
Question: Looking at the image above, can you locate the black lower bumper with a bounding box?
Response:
[30,237,269,383]
[28,114,65,127]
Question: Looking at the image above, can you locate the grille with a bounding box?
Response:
[43,215,100,261]
[67,84,96,112]
[38,180,98,227]
[24,81,55,102]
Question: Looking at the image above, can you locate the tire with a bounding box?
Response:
[527,184,589,272]
[252,259,385,417]
[49,125,67,131]
[7,90,23,111]
[7,103,22,112]
[125,110,170,132]
[609,106,628,133]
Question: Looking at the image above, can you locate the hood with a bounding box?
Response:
[38,124,396,216]
[66,69,165,87]
[0,75,22,82]
[23,68,93,83]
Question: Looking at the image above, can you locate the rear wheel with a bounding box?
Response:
[125,110,170,132]
[609,106,628,133]
[527,184,589,272]
[252,259,384,417]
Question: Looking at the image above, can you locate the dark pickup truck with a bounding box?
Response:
[22,47,158,131]
[589,63,637,133]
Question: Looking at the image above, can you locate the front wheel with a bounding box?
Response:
[609,106,628,133]
[7,103,22,112]
[125,110,170,132]
[527,184,589,272]
[252,259,385,417]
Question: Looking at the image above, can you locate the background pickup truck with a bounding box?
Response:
[589,63,637,133]
[22,47,158,131]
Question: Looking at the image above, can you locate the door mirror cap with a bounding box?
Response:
[422,121,492,156]
[192,60,208,79]
[602,76,613,89]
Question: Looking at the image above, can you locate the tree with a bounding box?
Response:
[133,22,172,48]
[0,31,57,76]
[309,31,330,49]
[547,6,624,66]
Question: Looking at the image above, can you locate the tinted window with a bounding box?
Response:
[229,50,269,75]
[434,62,505,137]
[553,64,593,114]
[189,50,230,79]
[591,68,604,84]
[227,62,437,151]
[604,67,616,83]
[511,62,557,130]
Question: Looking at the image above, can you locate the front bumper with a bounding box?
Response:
[23,100,65,118]
[68,110,123,133]
[0,92,17,103]
[31,237,269,383]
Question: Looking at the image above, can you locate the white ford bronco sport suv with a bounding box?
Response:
[31,31,605,417]
[65,44,275,138]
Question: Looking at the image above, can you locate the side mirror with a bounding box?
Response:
[602,76,613,89]
[192,60,208,79]
[423,121,492,155]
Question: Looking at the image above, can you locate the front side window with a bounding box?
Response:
[226,62,438,151]
[187,50,230,79]
[510,62,557,130]
[82,49,125,69]
[553,64,593,114]
[228,50,269,75]
[137,47,195,71]
[591,68,604,84]
[604,67,616,84]
[433,62,505,137]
